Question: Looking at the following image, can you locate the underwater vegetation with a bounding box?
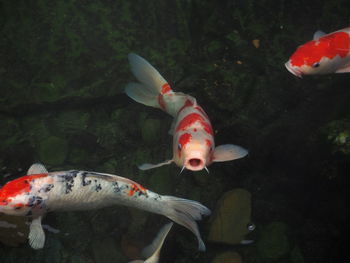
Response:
[1,0,350,262]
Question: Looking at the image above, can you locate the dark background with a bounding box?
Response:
[1,0,349,262]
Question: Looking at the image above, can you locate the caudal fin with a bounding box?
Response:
[141,222,173,263]
[161,196,211,251]
[125,53,172,110]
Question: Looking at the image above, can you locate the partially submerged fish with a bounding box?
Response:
[125,53,248,172]
[285,27,350,77]
[0,164,210,250]
[129,222,173,263]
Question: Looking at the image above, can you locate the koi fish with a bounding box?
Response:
[129,222,173,263]
[125,53,248,172]
[0,164,210,250]
[285,27,350,77]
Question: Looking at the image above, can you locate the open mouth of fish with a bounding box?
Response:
[285,61,303,78]
[186,158,205,171]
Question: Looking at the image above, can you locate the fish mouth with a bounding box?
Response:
[285,61,303,78]
[185,158,205,171]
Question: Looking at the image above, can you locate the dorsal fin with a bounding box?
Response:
[27,163,48,175]
[84,171,140,185]
[313,30,326,40]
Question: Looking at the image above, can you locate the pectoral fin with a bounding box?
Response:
[212,144,248,162]
[335,64,350,73]
[29,216,45,249]
[138,159,173,170]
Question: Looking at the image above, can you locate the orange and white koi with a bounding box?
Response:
[125,53,248,172]
[285,27,350,77]
[0,164,210,250]
[129,222,173,263]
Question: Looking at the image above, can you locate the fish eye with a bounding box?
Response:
[312,62,320,68]
[178,143,182,150]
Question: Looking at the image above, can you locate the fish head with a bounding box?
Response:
[0,175,48,216]
[285,31,350,77]
[175,132,214,171]
[0,194,30,216]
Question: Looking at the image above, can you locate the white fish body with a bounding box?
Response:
[0,164,210,250]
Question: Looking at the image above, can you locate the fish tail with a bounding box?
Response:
[161,195,211,251]
[125,53,173,111]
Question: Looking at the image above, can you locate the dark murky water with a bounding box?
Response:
[1,1,349,262]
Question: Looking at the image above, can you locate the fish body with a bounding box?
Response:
[125,53,248,172]
[285,27,350,77]
[0,164,210,250]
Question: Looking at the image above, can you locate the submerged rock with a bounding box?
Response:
[211,251,242,263]
[208,188,252,245]
[0,214,29,247]
[256,221,290,261]
[92,237,127,263]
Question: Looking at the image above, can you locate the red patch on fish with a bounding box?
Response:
[206,139,212,147]
[161,83,172,94]
[177,99,194,114]
[178,133,192,157]
[0,174,48,205]
[128,183,147,197]
[195,106,209,119]
[176,113,213,135]
[290,31,350,67]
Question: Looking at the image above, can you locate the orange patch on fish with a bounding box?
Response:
[128,183,147,197]
[0,174,48,205]
[176,113,213,135]
[161,83,172,94]
[178,133,192,158]
[177,99,194,114]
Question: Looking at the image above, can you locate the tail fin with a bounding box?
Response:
[125,53,172,110]
[128,53,168,93]
[141,222,173,263]
[161,196,211,251]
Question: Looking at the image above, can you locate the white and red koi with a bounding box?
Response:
[0,164,210,250]
[125,53,248,172]
[129,222,173,263]
[285,27,350,77]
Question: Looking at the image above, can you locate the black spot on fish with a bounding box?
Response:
[63,176,75,194]
[112,182,120,193]
[95,184,102,192]
[69,170,79,178]
[81,172,92,186]
[15,206,22,210]
[27,196,43,207]
[39,184,54,193]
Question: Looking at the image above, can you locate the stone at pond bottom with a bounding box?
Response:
[208,188,252,245]
[211,251,242,263]
[256,221,290,261]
